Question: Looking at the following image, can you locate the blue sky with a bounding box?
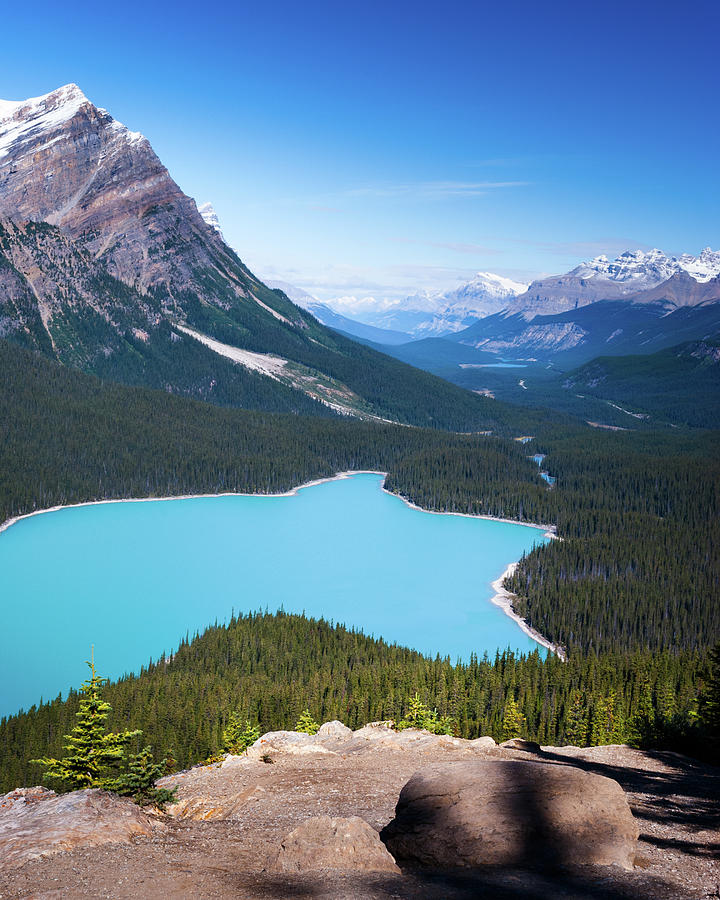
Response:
[2,0,718,299]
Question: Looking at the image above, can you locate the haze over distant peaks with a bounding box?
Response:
[318,271,528,339]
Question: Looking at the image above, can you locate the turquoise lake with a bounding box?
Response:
[0,473,550,718]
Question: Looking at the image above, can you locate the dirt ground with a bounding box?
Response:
[0,739,718,900]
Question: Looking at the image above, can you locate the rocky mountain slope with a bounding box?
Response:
[507,248,720,319]
[1,724,717,899]
[0,85,503,430]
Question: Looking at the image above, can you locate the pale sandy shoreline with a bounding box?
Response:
[489,563,566,661]
[0,469,562,658]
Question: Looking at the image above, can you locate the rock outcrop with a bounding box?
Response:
[229,722,497,761]
[381,760,639,870]
[0,787,161,872]
[268,815,400,874]
[245,730,339,760]
[316,720,353,739]
[499,738,542,752]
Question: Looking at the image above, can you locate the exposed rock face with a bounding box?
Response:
[268,816,400,873]
[0,218,157,360]
[0,787,160,872]
[245,730,339,760]
[316,720,353,739]
[226,723,500,761]
[166,784,267,821]
[381,760,639,871]
[469,735,497,749]
[0,84,307,328]
[0,86,246,310]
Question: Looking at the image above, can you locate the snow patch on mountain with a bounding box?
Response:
[569,248,720,287]
[197,202,224,240]
[0,84,145,160]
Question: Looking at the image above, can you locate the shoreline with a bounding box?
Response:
[0,470,562,658]
[489,563,566,661]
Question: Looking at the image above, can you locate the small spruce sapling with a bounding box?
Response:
[295,709,320,734]
[397,693,454,735]
[501,696,526,741]
[110,746,177,809]
[222,712,260,755]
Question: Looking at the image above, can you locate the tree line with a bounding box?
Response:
[1,612,715,793]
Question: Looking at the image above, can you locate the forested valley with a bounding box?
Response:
[1,337,718,786]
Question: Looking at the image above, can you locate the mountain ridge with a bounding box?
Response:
[0,84,508,431]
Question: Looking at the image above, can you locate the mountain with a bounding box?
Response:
[321,271,528,340]
[197,201,225,240]
[0,85,502,431]
[508,248,720,318]
[449,295,720,365]
[561,336,720,428]
[262,279,412,344]
[378,269,720,375]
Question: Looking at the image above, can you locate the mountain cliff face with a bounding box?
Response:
[0,85,502,431]
[0,85,306,327]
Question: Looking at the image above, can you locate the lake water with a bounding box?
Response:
[0,473,550,718]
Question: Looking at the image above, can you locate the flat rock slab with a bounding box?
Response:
[381,759,639,870]
[269,815,400,873]
[0,787,160,871]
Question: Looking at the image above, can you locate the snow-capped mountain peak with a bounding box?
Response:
[569,247,720,286]
[316,271,528,338]
[0,85,92,159]
[0,84,145,162]
[507,247,720,319]
[198,202,224,239]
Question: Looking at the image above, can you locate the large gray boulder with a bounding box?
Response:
[0,787,161,871]
[268,815,400,873]
[381,760,639,870]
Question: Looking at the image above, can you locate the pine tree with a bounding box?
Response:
[699,642,720,739]
[295,709,320,734]
[31,658,140,790]
[565,692,588,746]
[502,696,525,740]
[222,712,260,754]
[110,746,177,808]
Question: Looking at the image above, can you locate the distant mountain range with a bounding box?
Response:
[0,84,499,431]
[509,248,720,319]
[1,84,718,434]
[261,247,720,350]
[290,272,528,340]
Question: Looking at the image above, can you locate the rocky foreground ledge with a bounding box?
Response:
[1,722,717,899]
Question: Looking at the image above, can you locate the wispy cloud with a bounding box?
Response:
[344,180,529,199]
[255,261,480,304]
[390,237,503,256]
